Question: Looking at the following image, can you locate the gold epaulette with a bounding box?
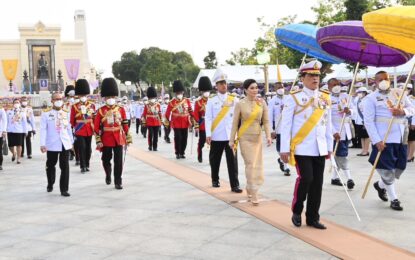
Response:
[209,94,217,98]
[43,107,52,112]
[319,89,330,95]
[290,89,302,95]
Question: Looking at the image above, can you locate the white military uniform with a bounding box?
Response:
[40,108,74,151]
[7,108,28,134]
[268,94,285,134]
[205,92,238,141]
[331,93,353,140]
[0,108,7,135]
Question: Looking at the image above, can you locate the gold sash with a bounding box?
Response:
[211,95,235,132]
[289,93,329,166]
[234,102,261,151]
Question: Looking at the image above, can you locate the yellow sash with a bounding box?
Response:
[234,102,261,151]
[211,95,235,132]
[289,95,328,166]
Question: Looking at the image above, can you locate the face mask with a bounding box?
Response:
[74,99,80,104]
[21,101,28,106]
[276,89,284,96]
[357,93,363,99]
[54,100,63,108]
[150,98,156,103]
[203,92,210,98]
[106,98,116,106]
[14,104,20,109]
[177,94,183,100]
[378,80,390,91]
[164,99,169,103]
[331,85,341,94]
[80,97,87,103]
[69,98,74,104]
[144,101,149,105]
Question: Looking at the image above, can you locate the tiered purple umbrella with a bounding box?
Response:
[316,20,412,67]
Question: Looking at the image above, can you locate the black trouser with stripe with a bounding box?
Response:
[209,140,239,188]
[136,118,141,134]
[102,146,123,185]
[147,126,160,150]
[164,125,171,141]
[75,135,92,168]
[141,124,147,137]
[21,131,33,157]
[46,148,70,192]
[0,137,3,166]
[292,155,325,223]
[197,130,206,159]
[174,128,188,155]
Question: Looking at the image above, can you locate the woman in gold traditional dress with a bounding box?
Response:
[229,79,272,205]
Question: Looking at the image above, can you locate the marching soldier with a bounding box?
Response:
[268,82,290,176]
[353,86,371,156]
[161,94,171,143]
[363,71,415,211]
[141,97,148,138]
[142,86,162,151]
[70,79,95,173]
[94,78,132,189]
[122,96,133,127]
[133,99,144,135]
[280,60,333,229]
[194,76,212,163]
[40,92,73,197]
[328,78,355,189]
[205,70,242,193]
[165,80,194,159]
[20,96,35,159]
[64,85,76,161]
[0,103,6,170]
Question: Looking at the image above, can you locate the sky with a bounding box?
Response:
[0,0,317,77]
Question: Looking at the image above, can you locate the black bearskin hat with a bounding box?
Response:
[198,76,212,91]
[101,78,119,97]
[147,86,157,98]
[172,80,185,93]
[75,79,90,95]
[64,85,75,97]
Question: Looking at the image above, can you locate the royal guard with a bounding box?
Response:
[161,94,171,143]
[165,80,195,159]
[70,79,95,173]
[94,78,132,189]
[142,86,162,151]
[193,76,212,163]
[20,96,35,159]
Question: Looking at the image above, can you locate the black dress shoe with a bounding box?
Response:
[306,221,327,230]
[75,161,80,166]
[0,166,3,170]
[70,154,75,161]
[291,214,302,227]
[61,191,70,197]
[81,168,86,173]
[86,167,90,172]
[373,181,388,201]
[198,156,202,163]
[357,153,369,156]
[331,178,343,186]
[347,179,355,190]
[284,168,291,176]
[28,155,32,159]
[115,184,123,190]
[390,199,403,211]
[148,146,152,151]
[212,181,220,188]
[47,186,53,192]
[180,154,186,159]
[278,158,285,172]
[12,155,15,162]
[105,176,111,185]
[176,154,180,159]
[231,187,243,193]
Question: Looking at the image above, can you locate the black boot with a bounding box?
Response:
[390,199,403,211]
[373,181,388,202]
[347,179,355,190]
[331,178,343,186]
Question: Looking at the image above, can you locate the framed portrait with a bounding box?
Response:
[31,45,51,82]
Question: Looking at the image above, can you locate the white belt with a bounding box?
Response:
[375,117,407,125]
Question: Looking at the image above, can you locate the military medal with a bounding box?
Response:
[106,110,115,125]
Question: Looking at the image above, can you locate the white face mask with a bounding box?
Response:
[74,99,80,104]
[80,96,87,103]
[357,93,364,99]
[21,101,28,106]
[164,99,169,103]
[176,94,183,100]
[106,98,116,106]
[54,100,63,108]
[150,98,156,103]
[144,101,149,105]
[378,80,391,91]
[203,92,210,98]
[331,85,341,94]
[276,89,284,96]
[69,98,74,104]
[14,103,20,109]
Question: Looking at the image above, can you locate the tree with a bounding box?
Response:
[112,51,141,84]
[345,0,369,20]
[203,51,218,69]
[312,0,346,26]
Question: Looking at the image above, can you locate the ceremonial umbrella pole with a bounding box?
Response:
[317,20,412,157]
[274,23,343,88]
[361,6,415,198]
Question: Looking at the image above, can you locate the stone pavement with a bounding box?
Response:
[0,127,332,259]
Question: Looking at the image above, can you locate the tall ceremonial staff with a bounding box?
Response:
[317,20,412,158]
[361,6,415,198]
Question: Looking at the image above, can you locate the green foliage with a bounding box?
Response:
[312,0,346,26]
[345,0,369,20]
[112,47,199,92]
[203,51,218,69]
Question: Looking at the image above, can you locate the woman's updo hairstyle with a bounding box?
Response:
[242,79,257,90]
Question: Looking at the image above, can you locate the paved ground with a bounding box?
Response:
[0,121,413,259]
